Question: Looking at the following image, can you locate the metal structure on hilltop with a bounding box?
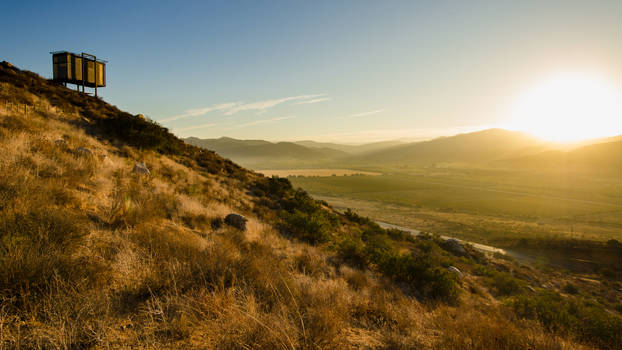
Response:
[50,51,107,97]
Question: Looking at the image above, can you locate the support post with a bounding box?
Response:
[81,53,85,95]
[94,55,97,98]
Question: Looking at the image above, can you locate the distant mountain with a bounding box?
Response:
[498,140,622,172]
[187,136,272,149]
[294,140,405,154]
[360,128,546,164]
[186,130,622,170]
[184,137,348,167]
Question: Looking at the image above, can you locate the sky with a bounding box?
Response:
[3,1,622,143]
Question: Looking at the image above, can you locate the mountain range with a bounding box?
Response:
[185,129,622,171]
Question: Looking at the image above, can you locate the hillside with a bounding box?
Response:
[185,136,348,168]
[360,128,546,165]
[1,61,621,349]
[497,140,622,173]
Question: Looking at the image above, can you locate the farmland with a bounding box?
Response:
[288,166,622,247]
[258,168,381,177]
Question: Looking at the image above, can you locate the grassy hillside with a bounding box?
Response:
[1,61,621,349]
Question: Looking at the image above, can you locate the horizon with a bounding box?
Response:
[4,1,622,143]
[184,127,615,148]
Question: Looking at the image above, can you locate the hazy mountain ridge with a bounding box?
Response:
[294,139,406,154]
[497,139,622,171]
[186,129,622,170]
[357,129,547,164]
[185,136,348,160]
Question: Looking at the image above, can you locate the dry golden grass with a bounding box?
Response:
[0,70,607,349]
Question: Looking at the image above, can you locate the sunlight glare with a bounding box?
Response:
[508,73,622,142]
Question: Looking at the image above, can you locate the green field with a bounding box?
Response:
[288,167,622,246]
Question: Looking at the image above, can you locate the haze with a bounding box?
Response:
[3,1,622,143]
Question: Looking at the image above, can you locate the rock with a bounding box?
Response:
[444,238,466,257]
[133,162,150,175]
[224,213,247,231]
[75,147,93,156]
[448,266,463,279]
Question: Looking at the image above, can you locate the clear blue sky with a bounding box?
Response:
[3,1,622,142]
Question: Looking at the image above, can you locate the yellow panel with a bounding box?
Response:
[67,57,72,80]
[87,61,95,83]
[96,63,104,86]
[74,57,82,81]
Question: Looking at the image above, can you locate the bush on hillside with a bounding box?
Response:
[378,252,459,303]
[474,266,525,296]
[510,291,622,349]
[337,237,368,269]
[282,209,333,244]
[93,111,183,154]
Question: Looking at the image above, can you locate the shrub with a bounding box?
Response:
[490,272,524,296]
[510,291,622,349]
[282,209,333,244]
[92,110,183,154]
[562,282,578,295]
[378,253,459,303]
[475,266,525,297]
[337,237,367,269]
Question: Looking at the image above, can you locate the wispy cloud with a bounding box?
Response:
[161,94,326,122]
[228,116,297,129]
[173,123,221,133]
[223,94,326,115]
[294,97,331,105]
[344,109,384,118]
[159,102,239,122]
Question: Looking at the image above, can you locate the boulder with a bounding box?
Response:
[448,266,463,279]
[133,162,150,175]
[444,238,466,257]
[75,147,93,156]
[224,213,247,231]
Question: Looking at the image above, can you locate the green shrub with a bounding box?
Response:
[337,238,367,269]
[562,282,579,295]
[474,266,524,297]
[490,272,524,296]
[344,208,370,225]
[510,291,622,349]
[377,253,459,303]
[282,209,333,244]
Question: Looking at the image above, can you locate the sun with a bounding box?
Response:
[507,73,622,142]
